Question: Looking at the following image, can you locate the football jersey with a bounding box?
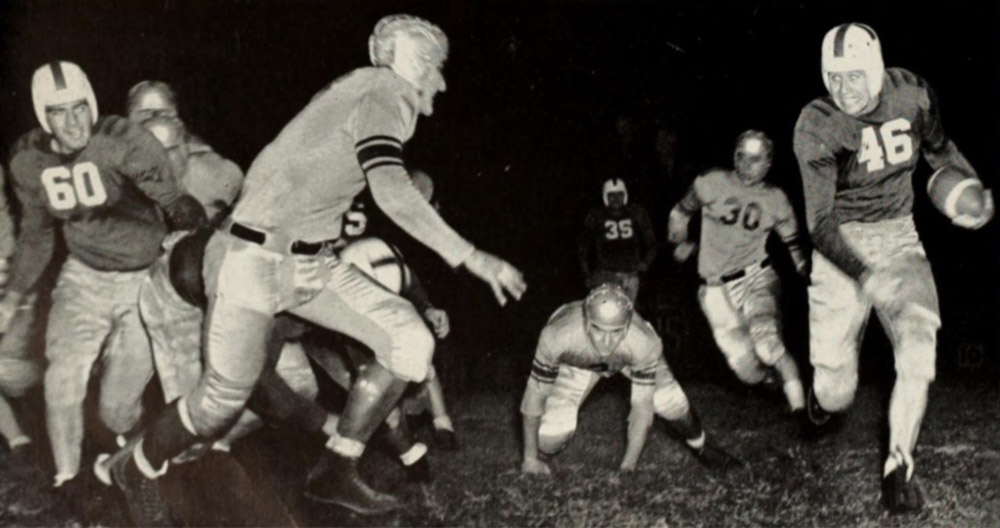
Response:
[530,301,661,385]
[794,67,975,278]
[8,116,182,291]
[580,203,656,272]
[689,169,798,279]
[233,67,472,267]
[180,143,243,221]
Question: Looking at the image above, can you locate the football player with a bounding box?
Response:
[130,82,243,224]
[793,23,993,513]
[520,284,737,475]
[103,14,525,520]
[578,178,656,302]
[668,130,809,416]
[0,62,205,503]
[0,163,44,486]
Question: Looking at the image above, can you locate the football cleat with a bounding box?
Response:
[691,441,741,471]
[305,451,402,515]
[433,428,459,451]
[404,456,433,483]
[106,437,173,527]
[882,453,925,514]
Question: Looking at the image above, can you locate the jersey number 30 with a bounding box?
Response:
[604,219,633,239]
[41,162,108,210]
[858,118,913,172]
[720,199,762,231]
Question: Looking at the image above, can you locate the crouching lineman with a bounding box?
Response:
[520,284,737,475]
[668,130,809,417]
[103,13,525,523]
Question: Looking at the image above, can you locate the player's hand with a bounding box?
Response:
[952,189,994,230]
[423,307,450,339]
[673,241,696,263]
[462,249,526,306]
[860,268,903,310]
[521,457,551,475]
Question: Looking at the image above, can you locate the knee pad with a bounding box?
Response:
[894,311,939,382]
[187,370,257,436]
[539,404,577,455]
[98,400,143,434]
[386,322,435,382]
[726,350,767,385]
[653,382,690,421]
[813,367,858,412]
[0,358,40,398]
[748,322,785,366]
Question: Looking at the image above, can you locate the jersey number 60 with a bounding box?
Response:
[41,162,108,210]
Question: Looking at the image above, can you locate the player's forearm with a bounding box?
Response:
[809,216,866,280]
[402,270,434,313]
[521,413,542,460]
[368,169,475,268]
[923,139,978,180]
[8,224,55,294]
[622,406,654,468]
[667,207,691,244]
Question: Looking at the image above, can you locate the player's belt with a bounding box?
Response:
[700,257,771,285]
[228,222,339,256]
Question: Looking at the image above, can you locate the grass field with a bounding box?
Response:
[1,379,996,527]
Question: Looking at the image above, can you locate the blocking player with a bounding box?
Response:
[104,14,525,521]
[794,23,993,513]
[578,178,656,303]
[130,82,243,223]
[668,130,809,416]
[520,284,736,475]
[0,62,205,499]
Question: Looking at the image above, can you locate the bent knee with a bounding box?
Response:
[386,322,435,382]
[814,368,858,412]
[654,384,689,421]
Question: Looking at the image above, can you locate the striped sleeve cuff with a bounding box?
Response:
[530,359,559,384]
[356,136,404,174]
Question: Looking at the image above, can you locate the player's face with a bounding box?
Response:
[129,89,178,124]
[607,192,626,209]
[827,70,875,116]
[417,57,446,117]
[46,99,93,153]
[735,151,771,185]
[587,322,628,357]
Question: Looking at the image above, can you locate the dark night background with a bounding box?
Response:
[0,0,997,391]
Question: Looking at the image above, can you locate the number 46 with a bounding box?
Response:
[858,118,913,172]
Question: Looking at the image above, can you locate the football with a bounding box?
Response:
[927,165,985,220]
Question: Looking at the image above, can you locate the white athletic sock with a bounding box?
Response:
[399,443,428,466]
[433,416,454,431]
[784,379,805,411]
[686,432,706,450]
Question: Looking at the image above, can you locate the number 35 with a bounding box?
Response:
[604,219,633,239]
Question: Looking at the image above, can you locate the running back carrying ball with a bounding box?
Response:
[926,165,989,225]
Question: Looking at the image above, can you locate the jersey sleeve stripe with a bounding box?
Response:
[355,135,403,149]
[356,143,403,165]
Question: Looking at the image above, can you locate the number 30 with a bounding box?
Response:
[41,162,108,210]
